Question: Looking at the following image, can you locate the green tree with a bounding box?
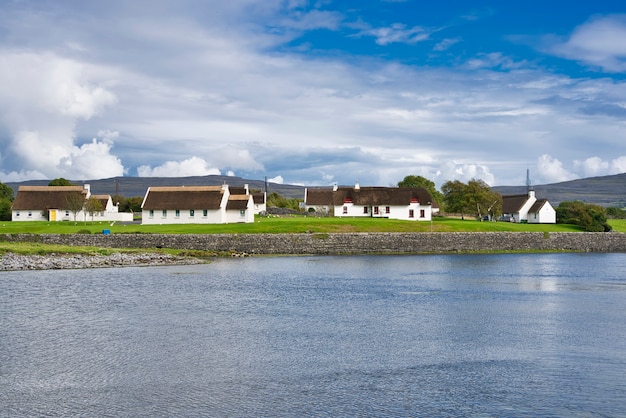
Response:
[0,182,14,201]
[65,193,85,225]
[85,197,104,224]
[441,180,469,219]
[0,182,15,221]
[465,179,502,220]
[49,178,74,186]
[556,201,611,232]
[117,196,144,212]
[397,175,444,207]
[267,192,302,211]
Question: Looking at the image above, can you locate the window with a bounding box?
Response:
[240,210,246,216]
[162,210,167,218]
[175,209,180,218]
[373,206,379,215]
[420,209,425,218]
[386,206,390,214]
[409,209,414,218]
[28,211,32,217]
[65,211,70,216]
[343,197,352,203]
[149,210,154,218]
[363,206,368,214]
[16,212,20,217]
[343,206,348,214]
[410,197,418,203]
[190,209,195,217]
[203,209,208,217]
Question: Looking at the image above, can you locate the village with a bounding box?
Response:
[9,180,557,225]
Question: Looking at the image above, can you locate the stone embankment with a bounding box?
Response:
[0,252,201,271]
[2,231,626,257]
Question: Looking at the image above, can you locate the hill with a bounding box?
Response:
[492,172,626,207]
[6,175,306,199]
[6,172,626,207]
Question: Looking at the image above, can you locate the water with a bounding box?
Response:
[1,253,626,417]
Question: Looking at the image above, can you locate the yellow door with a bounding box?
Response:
[50,210,56,221]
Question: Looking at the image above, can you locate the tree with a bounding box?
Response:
[397,175,444,207]
[556,201,611,232]
[65,193,85,225]
[267,192,301,211]
[441,179,501,220]
[0,182,14,221]
[441,180,470,219]
[49,178,74,186]
[116,196,144,213]
[465,179,502,220]
[85,197,104,224]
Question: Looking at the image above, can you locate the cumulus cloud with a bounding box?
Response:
[0,51,121,180]
[574,155,626,177]
[267,175,284,184]
[548,15,626,72]
[137,156,221,177]
[207,145,264,172]
[536,154,577,183]
[436,161,495,186]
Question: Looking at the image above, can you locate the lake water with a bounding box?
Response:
[1,253,626,417]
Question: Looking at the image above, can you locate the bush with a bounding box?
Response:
[76,229,92,234]
[556,201,612,232]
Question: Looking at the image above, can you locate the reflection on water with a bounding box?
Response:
[1,253,626,417]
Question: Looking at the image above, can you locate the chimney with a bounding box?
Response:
[354,181,360,190]
[333,183,338,192]
[83,184,91,198]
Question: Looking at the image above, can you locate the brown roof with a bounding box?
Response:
[305,186,433,206]
[11,186,87,210]
[226,195,250,210]
[142,186,224,210]
[305,188,335,205]
[229,187,248,195]
[252,193,265,204]
[501,194,529,214]
[528,199,549,214]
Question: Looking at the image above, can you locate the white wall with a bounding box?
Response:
[141,208,225,225]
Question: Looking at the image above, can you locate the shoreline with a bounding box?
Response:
[0,252,204,271]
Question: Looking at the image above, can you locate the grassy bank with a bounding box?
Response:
[0,216,602,235]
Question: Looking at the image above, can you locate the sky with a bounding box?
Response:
[1,0,626,188]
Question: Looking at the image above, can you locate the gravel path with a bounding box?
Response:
[0,252,202,271]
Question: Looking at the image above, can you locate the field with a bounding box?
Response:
[2,215,619,235]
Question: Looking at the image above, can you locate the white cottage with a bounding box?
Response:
[11,185,132,222]
[304,183,433,221]
[140,184,254,225]
[501,190,556,224]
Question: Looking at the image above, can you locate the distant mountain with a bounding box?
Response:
[493,172,626,207]
[6,175,307,199]
[7,172,626,207]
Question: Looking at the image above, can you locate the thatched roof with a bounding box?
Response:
[305,186,433,206]
[11,186,87,210]
[142,186,224,210]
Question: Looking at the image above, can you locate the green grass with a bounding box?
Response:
[609,219,626,232]
[0,215,590,235]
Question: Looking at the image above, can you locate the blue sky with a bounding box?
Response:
[1,0,626,188]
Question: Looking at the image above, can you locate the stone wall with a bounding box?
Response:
[3,232,626,254]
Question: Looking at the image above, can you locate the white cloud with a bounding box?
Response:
[137,157,221,177]
[536,154,577,183]
[356,23,431,45]
[268,175,284,184]
[0,51,120,179]
[549,15,626,72]
[437,161,495,186]
[208,145,264,172]
[433,38,460,51]
[609,156,626,173]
